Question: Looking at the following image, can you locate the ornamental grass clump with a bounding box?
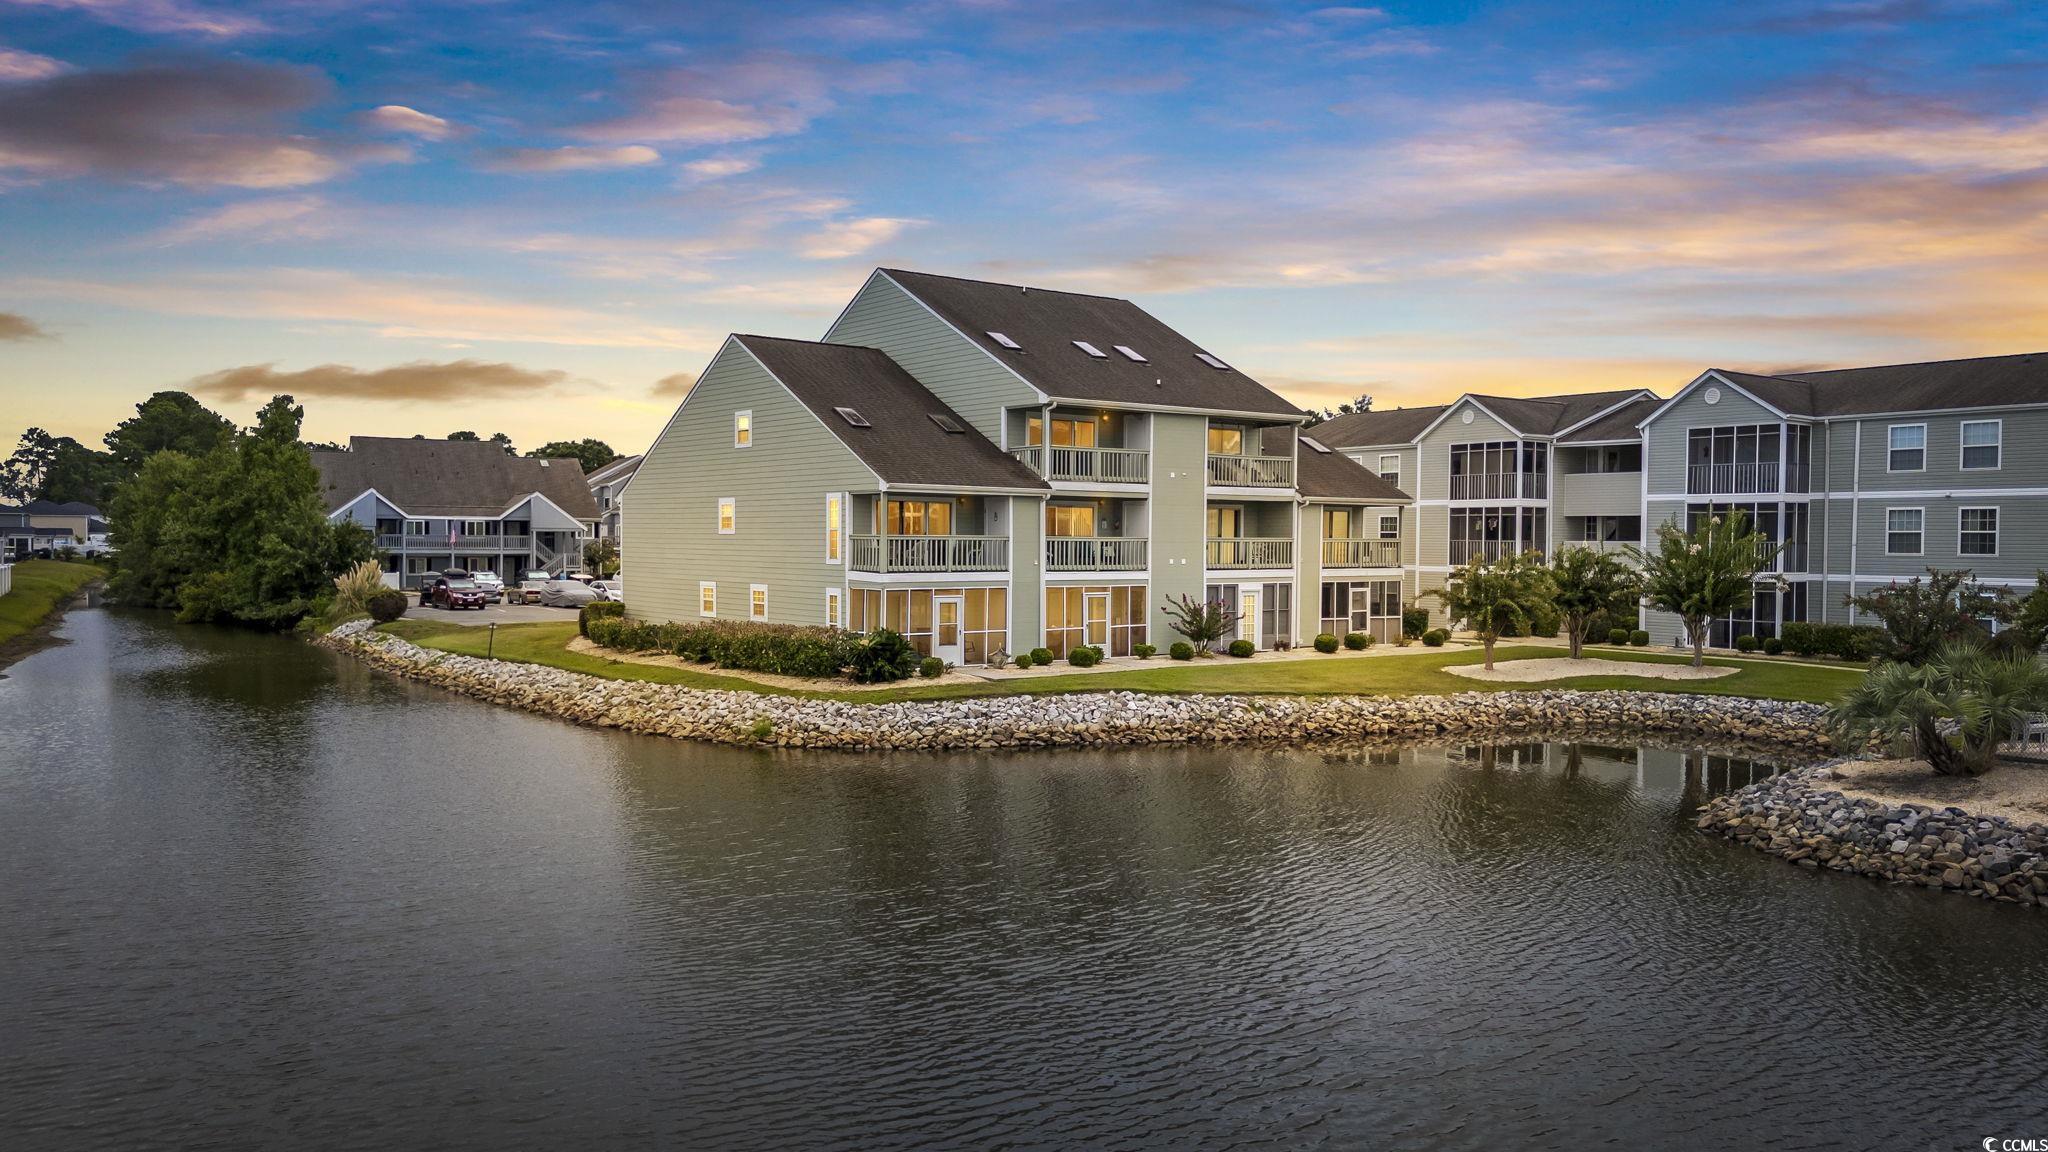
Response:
[331,559,385,618]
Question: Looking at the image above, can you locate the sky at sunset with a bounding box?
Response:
[2,0,2046,455]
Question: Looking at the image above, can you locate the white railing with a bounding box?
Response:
[849,534,1010,573]
[377,534,531,551]
[1686,462,1780,494]
[1449,539,1517,565]
[1206,537,1293,568]
[1206,454,1294,487]
[1011,445,1150,483]
[1448,472,1519,500]
[1045,537,1148,571]
[1321,538,1400,568]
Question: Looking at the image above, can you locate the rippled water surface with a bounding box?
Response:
[3,609,2044,1150]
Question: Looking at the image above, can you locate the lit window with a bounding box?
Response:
[1961,420,2001,470]
[750,584,767,620]
[825,588,842,628]
[699,582,716,617]
[825,494,842,562]
[717,497,736,534]
[987,331,1021,350]
[1114,344,1147,362]
[733,410,752,448]
[1073,341,1107,358]
[1888,425,1925,472]
[1960,507,1999,556]
[1886,508,1923,555]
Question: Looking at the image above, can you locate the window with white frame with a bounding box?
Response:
[717,497,736,534]
[825,494,842,562]
[825,587,842,628]
[1887,424,1925,472]
[699,582,716,617]
[1960,507,1999,556]
[1886,508,1924,555]
[1961,420,2001,470]
[750,584,767,620]
[1378,513,1400,540]
[1378,454,1400,485]
[733,410,752,448]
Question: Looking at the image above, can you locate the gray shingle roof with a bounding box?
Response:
[1296,437,1411,502]
[1559,396,1663,443]
[313,437,602,519]
[586,454,642,487]
[735,335,1049,492]
[1307,405,1449,448]
[1710,353,2048,417]
[1468,390,1652,436]
[879,269,1306,418]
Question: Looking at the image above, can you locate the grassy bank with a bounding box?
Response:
[379,617,1866,705]
[0,559,105,654]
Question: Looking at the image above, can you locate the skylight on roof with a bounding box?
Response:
[1114,345,1147,363]
[928,414,964,433]
[1073,341,1107,358]
[1195,352,1230,370]
[834,407,871,428]
[1303,436,1331,454]
[987,331,1021,350]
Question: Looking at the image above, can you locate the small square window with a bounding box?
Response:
[825,588,842,628]
[1379,514,1400,540]
[1887,424,1925,472]
[1960,507,1999,556]
[1886,508,1923,556]
[750,584,768,620]
[733,411,752,448]
[717,497,736,534]
[1961,420,2000,470]
[699,582,716,617]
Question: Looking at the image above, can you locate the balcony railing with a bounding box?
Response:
[1045,537,1148,571]
[1449,539,1519,565]
[1206,454,1294,487]
[376,534,530,551]
[1321,538,1401,568]
[849,534,1009,573]
[1011,445,1150,483]
[1686,462,1779,495]
[1206,537,1293,569]
[1561,539,1641,556]
[1448,473,1519,500]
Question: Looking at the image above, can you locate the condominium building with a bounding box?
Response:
[625,270,1410,664]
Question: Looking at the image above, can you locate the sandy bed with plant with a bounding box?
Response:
[1444,656,1737,683]
[1828,757,2048,825]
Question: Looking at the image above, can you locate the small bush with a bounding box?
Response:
[1781,621,1819,656]
[1169,641,1195,661]
[917,656,944,678]
[366,590,407,623]
[1344,631,1370,650]
[847,629,919,683]
[1421,629,1447,647]
[580,599,625,637]
[749,716,775,742]
[1313,633,1339,654]
[1014,652,1033,669]
[1529,606,1561,639]
[1607,627,1631,646]
[1402,607,1431,638]
[1734,634,1758,653]
[1629,629,1650,647]
[1227,639,1255,658]
[1762,636,1784,655]
[1030,647,1054,666]
[1068,646,1099,668]
[1133,643,1156,659]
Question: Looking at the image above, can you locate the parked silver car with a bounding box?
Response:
[538,579,598,608]
[468,571,505,602]
[592,579,623,601]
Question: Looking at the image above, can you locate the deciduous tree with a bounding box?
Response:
[1639,510,1780,669]
[1422,551,1553,670]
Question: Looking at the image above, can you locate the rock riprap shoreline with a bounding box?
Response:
[319,620,1836,753]
[1697,766,2048,908]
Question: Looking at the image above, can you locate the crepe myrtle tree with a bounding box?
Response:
[1548,545,1643,660]
[1162,593,1238,656]
[1639,509,1781,669]
[1422,550,1553,671]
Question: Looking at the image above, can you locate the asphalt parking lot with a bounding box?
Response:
[409,601,585,626]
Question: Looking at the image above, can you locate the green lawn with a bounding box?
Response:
[0,559,105,650]
[379,617,1866,705]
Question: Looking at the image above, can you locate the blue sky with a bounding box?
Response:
[2,0,2046,452]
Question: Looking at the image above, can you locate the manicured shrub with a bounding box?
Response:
[579,599,625,637]
[1607,627,1631,646]
[366,590,407,623]
[1133,643,1156,659]
[1068,645,1099,668]
[919,656,946,678]
[1629,629,1650,647]
[1402,608,1431,638]
[1030,647,1055,666]
[1169,642,1195,661]
[1762,636,1784,655]
[1227,639,1255,658]
[1014,652,1033,669]
[1313,633,1339,654]
[1528,604,1561,638]
[1781,621,1820,657]
[1343,631,1370,650]
[848,629,919,683]
[1421,629,1447,647]
[1734,634,1758,653]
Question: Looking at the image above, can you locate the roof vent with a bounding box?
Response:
[928,414,964,433]
[1114,345,1147,362]
[538,459,550,467]
[987,330,1022,350]
[1073,341,1107,358]
[1195,352,1229,370]
[835,407,871,428]
[1303,436,1331,454]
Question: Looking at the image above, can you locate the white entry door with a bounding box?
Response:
[1084,592,1110,649]
[934,595,965,665]
[1238,587,1260,648]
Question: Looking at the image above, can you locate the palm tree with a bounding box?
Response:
[1423,551,1553,671]
[1549,545,1642,660]
[1638,509,1780,669]
[1830,641,2048,776]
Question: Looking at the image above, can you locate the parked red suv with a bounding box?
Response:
[431,577,489,610]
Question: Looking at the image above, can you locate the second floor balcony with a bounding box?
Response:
[1206,454,1294,488]
[1686,462,1781,495]
[1045,537,1148,571]
[1206,537,1293,569]
[377,533,531,551]
[1011,444,1150,484]
[1321,538,1401,568]
[849,534,1009,573]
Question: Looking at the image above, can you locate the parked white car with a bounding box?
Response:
[592,579,623,601]
[539,579,598,608]
[469,571,504,602]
